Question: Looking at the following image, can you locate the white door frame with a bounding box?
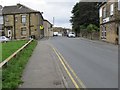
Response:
[8,30,12,39]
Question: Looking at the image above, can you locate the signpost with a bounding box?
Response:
[40,25,44,30]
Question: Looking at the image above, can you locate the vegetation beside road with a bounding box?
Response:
[2,40,37,90]
[1,40,27,62]
[80,24,100,40]
[70,1,100,40]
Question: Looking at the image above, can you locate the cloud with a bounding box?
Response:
[0,0,79,29]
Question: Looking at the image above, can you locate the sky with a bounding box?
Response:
[0,0,79,29]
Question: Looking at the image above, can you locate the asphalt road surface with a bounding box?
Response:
[48,37,118,88]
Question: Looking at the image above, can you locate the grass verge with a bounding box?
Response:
[1,40,27,62]
[2,40,37,90]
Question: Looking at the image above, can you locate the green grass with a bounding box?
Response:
[1,40,27,62]
[2,40,37,90]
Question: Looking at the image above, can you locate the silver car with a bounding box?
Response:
[68,32,76,38]
[0,36,10,42]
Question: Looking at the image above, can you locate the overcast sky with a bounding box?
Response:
[0,0,79,29]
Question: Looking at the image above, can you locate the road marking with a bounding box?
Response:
[53,47,80,90]
[56,50,86,88]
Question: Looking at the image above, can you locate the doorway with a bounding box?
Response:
[8,30,12,39]
[6,26,12,39]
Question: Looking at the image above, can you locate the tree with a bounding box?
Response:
[87,24,98,39]
[70,2,99,36]
[80,25,86,37]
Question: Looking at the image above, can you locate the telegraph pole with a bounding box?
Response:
[53,17,55,27]
[52,17,55,37]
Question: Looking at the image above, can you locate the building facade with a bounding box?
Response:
[0,5,3,36]
[2,4,44,40]
[99,0,120,44]
[53,27,70,36]
[43,20,53,37]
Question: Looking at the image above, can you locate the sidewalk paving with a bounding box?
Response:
[19,40,65,88]
[79,37,118,46]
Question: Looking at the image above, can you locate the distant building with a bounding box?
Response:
[53,27,71,36]
[43,20,53,37]
[99,0,120,44]
[2,4,44,40]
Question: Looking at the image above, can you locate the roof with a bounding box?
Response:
[44,19,52,25]
[2,3,40,15]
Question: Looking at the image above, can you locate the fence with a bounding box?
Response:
[0,39,33,68]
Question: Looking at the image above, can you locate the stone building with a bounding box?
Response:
[43,20,53,37]
[99,0,120,44]
[0,5,3,36]
[53,27,71,36]
[2,4,44,40]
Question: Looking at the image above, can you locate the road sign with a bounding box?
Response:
[40,25,44,30]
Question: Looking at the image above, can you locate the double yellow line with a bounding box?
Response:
[52,47,86,90]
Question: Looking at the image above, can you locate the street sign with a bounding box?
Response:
[40,25,44,30]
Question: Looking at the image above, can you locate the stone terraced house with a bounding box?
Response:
[43,19,53,37]
[99,0,120,44]
[2,3,44,40]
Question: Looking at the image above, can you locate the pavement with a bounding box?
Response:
[18,37,118,88]
[19,40,66,88]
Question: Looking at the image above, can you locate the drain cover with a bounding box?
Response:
[53,80,61,85]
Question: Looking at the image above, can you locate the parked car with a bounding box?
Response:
[53,32,58,36]
[58,33,62,36]
[0,36,10,42]
[68,32,75,38]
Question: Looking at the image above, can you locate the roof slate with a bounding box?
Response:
[2,4,39,14]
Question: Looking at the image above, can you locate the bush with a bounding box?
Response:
[87,24,98,33]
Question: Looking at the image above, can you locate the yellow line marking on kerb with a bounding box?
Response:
[53,47,80,90]
[57,51,86,88]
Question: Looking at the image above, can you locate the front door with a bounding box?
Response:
[8,30,12,39]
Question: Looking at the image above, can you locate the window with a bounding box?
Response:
[21,15,26,23]
[110,4,114,15]
[15,17,18,22]
[0,15,3,24]
[5,15,9,22]
[21,27,27,35]
[103,7,106,18]
[99,8,102,17]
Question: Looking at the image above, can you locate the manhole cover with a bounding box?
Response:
[53,80,61,85]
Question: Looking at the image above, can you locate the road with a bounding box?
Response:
[48,37,118,88]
